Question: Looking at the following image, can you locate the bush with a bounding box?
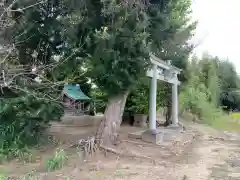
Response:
[46,149,67,171]
[127,91,149,114]
[179,82,226,126]
[0,95,63,159]
[125,79,166,115]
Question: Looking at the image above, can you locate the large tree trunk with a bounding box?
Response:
[96,91,129,146]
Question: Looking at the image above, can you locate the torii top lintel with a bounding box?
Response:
[147,53,181,85]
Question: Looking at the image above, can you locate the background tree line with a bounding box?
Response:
[180,53,240,120]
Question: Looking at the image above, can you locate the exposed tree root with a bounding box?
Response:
[100,145,157,165]
[121,139,166,148]
[69,136,100,157]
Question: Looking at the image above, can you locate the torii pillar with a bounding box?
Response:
[171,74,179,126]
[149,64,157,133]
[149,69,180,133]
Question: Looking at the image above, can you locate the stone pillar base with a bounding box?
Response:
[129,127,184,146]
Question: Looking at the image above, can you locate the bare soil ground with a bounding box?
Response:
[1,121,240,180]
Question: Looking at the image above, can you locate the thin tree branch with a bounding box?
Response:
[0,0,18,21]
[9,1,45,12]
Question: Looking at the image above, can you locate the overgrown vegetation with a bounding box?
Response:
[179,54,240,130]
[45,149,67,172]
[0,95,63,159]
[126,80,150,115]
[125,79,168,115]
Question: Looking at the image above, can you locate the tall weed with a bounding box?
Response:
[46,149,67,172]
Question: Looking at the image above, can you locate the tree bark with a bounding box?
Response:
[164,93,172,126]
[96,91,129,146]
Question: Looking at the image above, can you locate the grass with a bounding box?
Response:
[0,174,8,180]
[45,149,67,172]
[204,114,240,132]
[182,106,240,132]
[231,112,240,119]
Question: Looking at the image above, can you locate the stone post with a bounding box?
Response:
[171,82,179,126]
[149,64,157,133]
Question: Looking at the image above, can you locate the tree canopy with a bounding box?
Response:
[8,0,196,96]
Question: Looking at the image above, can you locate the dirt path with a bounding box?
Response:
[41,123,240,180]
[160,123,240,180]
[85,123,240,180]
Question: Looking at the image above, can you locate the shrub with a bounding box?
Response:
[179,82,226,125]
[46,149,67,171]
[0,95,63,159]
[125,79,166,115]
[127,88,149,114]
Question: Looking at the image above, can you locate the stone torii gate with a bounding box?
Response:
[146,53,181,133]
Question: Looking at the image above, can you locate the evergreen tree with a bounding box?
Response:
[13,0,64,65]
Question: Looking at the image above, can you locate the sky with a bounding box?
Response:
[191,0,240,72]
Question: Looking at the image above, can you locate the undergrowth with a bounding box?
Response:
[180,83,240,131]
[0,95,63,161]
[45,149,67,172]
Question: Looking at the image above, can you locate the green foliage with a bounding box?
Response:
[0,174,8,180]
[148,0,196,77]
[180,83,222,123]
[125,79,167,114]
[217,60,240,110]
[179,54,240,127]
[86,1,150,96]
[46,149,67,172]
[189,53,240,111]
[91,88,108,113]
[179,57,218,120]
[195,54,221,105]
[56,0,195,97]
[11,0,196,103]
[127,85,149,114]
[12,0,64,65]
[0,95,63,159]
